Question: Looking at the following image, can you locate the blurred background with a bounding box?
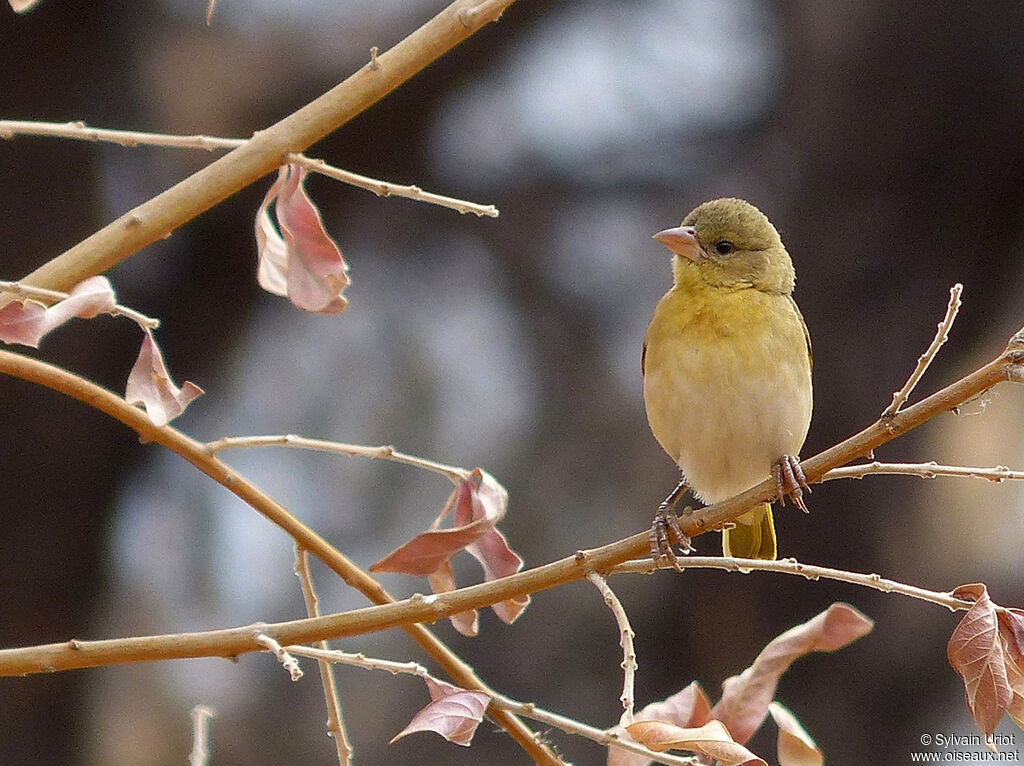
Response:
[3,0,1024,763]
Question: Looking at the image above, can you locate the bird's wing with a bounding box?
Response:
[789,294,813,371]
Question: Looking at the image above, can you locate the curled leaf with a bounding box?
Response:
[125,330,203,426]
[255,164,350,314]
[390,677,490,747]
[625,719,766,766]
[768,702,823,766]
[0,276,117,348]
[948,583,1013,740]
[608,682,713,766]
[711,603,874,744]
[0,300,47,347]
[370,468,529,634]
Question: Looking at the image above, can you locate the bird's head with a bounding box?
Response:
[654,197,795,294]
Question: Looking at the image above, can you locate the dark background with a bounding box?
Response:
[3,1,1024,763]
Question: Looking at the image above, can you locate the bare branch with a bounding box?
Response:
[255,632,303,681]
[586,571,637,725]
[282,645,696,765]
[882,283,963,418]
[0,120,497,218]
[189,705,217,766]
[611,557,971,612]
[823,461,1024,484]
[205,434,470,484]
[295,547,353,766]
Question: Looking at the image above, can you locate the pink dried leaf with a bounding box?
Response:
[390,677,490,747]
[767,702,823,766]
[608,682,713,766]
[42,276,117,333]
[428,560,479,637]
[625,719,767,766]
[125,330,203,426]
[370,468,529,628]
[0,300,47,347]
[0,276,118,348]
[254,164,350,314]
[712,603,874,744]
[948,584,1013,737]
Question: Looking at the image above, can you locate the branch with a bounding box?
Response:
[295,547,352,766]
[0,349,561,765]
[609,557,972,612]
[15,0,515,294]
[205,434,470,484]
[280,645,697,765]
[586,572,637,725]
[255,632,303,681]
[882,283,963,418]
[0,120,498,218]
[823,461,1024,484]
[189,705,217,766]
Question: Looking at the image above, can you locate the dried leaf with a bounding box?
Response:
[428,559,479,637]
[998,609,1024,728]
[255,164,350,314]
[948,583,1013,737]
[625,719,767,766]
[125,330,203,426]
[768,702,823,766]
[41,276,116,332]
[390,677,490,747]
[608,682,713,766]
[370,468,529,630]
[0,300,47,347]
[712,603,874,744]
[0,276,118,348]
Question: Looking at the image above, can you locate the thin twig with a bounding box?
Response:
[586,571,637,725]
[295,547,353,766]
[0,279,160,329]
[280,645,696,765]
[610,557,972,612]
[823,461,1024,483]
[205,434,471,484]
[0,120,498,218]
[189,705,217,766]
[882,283,963,418]
[492,695,700,766]
[254,632,304,681]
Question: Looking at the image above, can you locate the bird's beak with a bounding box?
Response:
[653,225,704,262]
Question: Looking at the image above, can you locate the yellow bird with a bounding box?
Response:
[642,198,813,560]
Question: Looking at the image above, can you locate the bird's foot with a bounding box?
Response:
[649,504,692,565]
[773,454,811,513]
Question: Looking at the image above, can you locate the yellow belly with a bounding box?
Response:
[643,286,812,503]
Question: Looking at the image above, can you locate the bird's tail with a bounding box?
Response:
[722,503,777,560]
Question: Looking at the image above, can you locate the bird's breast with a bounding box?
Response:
[643,286,812,502]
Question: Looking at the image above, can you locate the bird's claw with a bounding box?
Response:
[650,505,692,565]
[773,454,811,513]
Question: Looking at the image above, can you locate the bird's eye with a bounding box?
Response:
[714,241,735,255]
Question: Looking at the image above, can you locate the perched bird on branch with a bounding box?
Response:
[642,197,813,560]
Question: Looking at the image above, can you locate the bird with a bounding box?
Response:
[642,197,813,560]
